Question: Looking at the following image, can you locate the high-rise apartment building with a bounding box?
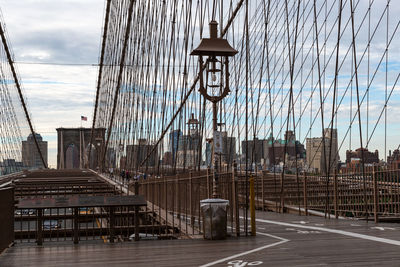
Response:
[306,128,338,173]
[22,133,48,169]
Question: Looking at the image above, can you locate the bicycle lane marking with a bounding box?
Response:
[255,218,400,246]
[199,232,289,267]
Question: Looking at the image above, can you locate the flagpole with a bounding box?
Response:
[80,125,82,169]
[80,116,82,168]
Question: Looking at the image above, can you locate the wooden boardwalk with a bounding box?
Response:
[2,211,400,266]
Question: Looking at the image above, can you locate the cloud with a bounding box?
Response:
[0,0,104,167]
[1,0,400,168]
[0,0,103,64]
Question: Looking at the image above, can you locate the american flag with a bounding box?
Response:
[81,116,87,121]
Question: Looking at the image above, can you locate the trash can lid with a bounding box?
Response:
[200,198,229,204]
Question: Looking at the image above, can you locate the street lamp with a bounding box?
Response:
[191,20,237,198]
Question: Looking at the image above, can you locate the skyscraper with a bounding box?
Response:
[22,133,47,169]
[169,129,182,164]
[306,128,339,174]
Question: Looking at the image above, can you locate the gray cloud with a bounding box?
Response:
[0,0,104,167]
[12,29,100,63]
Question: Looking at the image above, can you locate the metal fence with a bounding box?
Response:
[136,170,250,237]
[14,203,150,245]
[11,170,170,245]
[253,166,400,222]
[136,165,400,239]
[0,187,14,253]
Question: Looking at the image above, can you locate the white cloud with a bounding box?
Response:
[0,0,104,167]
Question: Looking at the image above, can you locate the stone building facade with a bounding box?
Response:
[57,128,105,169]
[306,128,338,174]
[346,148,379,164]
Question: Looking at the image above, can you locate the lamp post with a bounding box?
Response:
[191,21,237,198]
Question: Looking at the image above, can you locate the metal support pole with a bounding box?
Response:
[250,176,256,236]
[134,181,140,241]
[373,165,379,223]
[37,208,43,245]
[334,170,338,219]
[189,172,194,228]
[207,167,211,198]
[109,207,115,243]
[233,162,240,236]
[73,207,79,244]
[212,102,219,198]
[303,172,308,216]
[262,171,265,211]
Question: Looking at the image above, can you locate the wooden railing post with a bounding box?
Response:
[373,165,379,223]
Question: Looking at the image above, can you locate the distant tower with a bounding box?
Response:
[22,133,48,169]
[57,127,106,169]
[187,113,200,169]
[306,128,338,174]
[169,129,182,164]
[323,128,338,172]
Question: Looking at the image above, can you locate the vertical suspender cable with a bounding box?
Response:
[349,0,367,220]
[89,0,112,168]
[102,0,136,170]
[0,23,47,169]
[327,0,343,217]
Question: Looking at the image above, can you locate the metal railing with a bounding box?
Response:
[12,170,177,244]
[253,166,400,222]
[14,192,152,245]
[0,187,14,253]
[136,165,400,237]
[136,169,250,237]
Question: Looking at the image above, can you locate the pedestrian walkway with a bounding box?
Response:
[2,210,400,266]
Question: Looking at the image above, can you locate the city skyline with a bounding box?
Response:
[0,1,399,169]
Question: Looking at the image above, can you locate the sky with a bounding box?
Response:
[0,0,399,169]
[0,0,105,168]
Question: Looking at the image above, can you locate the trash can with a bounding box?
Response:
[200,199,229,240]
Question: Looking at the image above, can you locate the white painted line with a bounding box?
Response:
[199,232,289,267]
[255,218,400,246]
[291,221,308,224]
[256,231,289,242]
